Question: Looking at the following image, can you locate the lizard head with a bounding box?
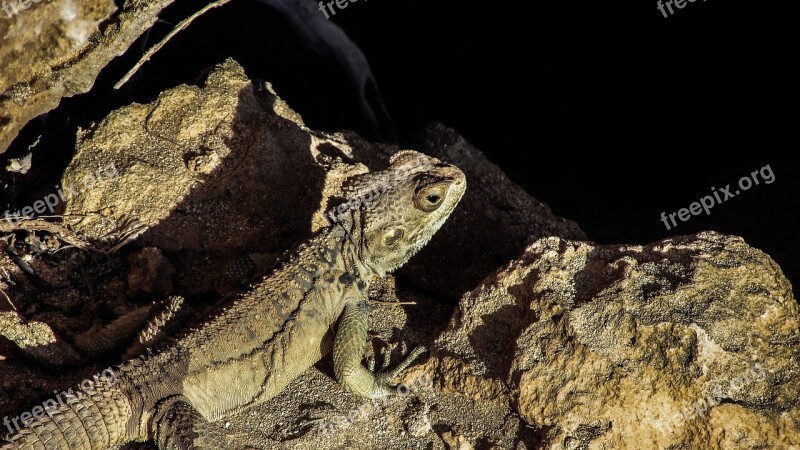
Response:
[338,150,466,275]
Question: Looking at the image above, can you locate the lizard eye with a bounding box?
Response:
[383,228,404,247]
[414,184,447,212]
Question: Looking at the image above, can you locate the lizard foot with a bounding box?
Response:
[152,396,232,450]
[366,339,402,372]
[334,301,428,398]
[374,345,428,394]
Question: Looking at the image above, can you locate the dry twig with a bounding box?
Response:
[115,0,235,89]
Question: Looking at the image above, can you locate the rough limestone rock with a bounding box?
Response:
[0,0,175,153]
[2,57,797,450]
[61,58,583,297]
[434,232,800,449]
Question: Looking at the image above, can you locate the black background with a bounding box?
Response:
[3,0,796,295]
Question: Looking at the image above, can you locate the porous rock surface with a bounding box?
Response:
[60,58,584,297]
[0,0,175,153]
[1,59,798,449]
[434,233,800,449]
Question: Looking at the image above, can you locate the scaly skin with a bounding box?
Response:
[1,150,466,450]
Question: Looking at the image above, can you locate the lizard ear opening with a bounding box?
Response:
[383,227,404,247]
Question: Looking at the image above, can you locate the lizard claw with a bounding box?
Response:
[380,344,394,371]
[375,345,428,395]
[366,340,398,372]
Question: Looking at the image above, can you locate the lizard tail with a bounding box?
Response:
[1,373,133,450]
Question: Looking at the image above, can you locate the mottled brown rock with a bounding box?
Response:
[436,232,800,449]
[0,0,176,153]
[46,58,549,449]
[4,57,797,450]
[0,311,83,366]
[61,58,582,298]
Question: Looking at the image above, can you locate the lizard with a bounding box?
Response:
[0,149,466,450]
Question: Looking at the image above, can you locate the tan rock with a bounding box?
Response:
[438,233,800,449]
[4,58,797,450]
[0,0,178,153]
[61,59,581,298]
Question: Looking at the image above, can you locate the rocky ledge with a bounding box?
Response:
[1,60,797,449]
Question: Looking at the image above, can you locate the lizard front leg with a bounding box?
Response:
[332,299,425,398]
